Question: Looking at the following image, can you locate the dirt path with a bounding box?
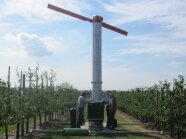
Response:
[116,110,170,139]
[2,111,171,139]
[117,110,150,131]
[27,110,170,139]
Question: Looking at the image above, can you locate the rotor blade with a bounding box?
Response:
[48,4,93,22]
[102,22,128,36]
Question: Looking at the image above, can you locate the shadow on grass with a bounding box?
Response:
[38,129,163,139]
[29,118,164,139]
[40,122,70,130]
[97,132,162,139]
[39,133,163,139]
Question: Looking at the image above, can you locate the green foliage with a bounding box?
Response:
[115,75,186,137]
[0,66,79,129]
[0,79,19,127]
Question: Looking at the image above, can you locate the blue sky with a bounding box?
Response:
[0,0,186,90]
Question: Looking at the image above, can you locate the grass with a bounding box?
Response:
[39,107,163,139]
[0,115,43,136]
[40,134,153,139]
[0,124,17,136]
[1,107,167,138]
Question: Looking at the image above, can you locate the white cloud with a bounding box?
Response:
[0,0,185,90]
[0,34,26,58]
[1,0,90,23]
[168,61,185,70]
[18,33,52,57]
[0,32,65,57]
[117,45,186,57]
[114,34,186,57]
[101,0,186,58]
[102,0,186,31]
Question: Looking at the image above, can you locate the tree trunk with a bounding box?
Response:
[45,113,46,122]
[163,122,166,132]
[21,116,24,136]
[180,123,183,139]
[16,122,20,139]
[5,125,8,139]
[169,120,175,138]
[34,115,36,129]
[26,115,29,134]
[39,114,42,126]
[48,114,50,121]
[177,124,181,139]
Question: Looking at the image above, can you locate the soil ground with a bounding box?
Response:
[116,110,169,139]
[0,110,171,139]
[27,110,169,139]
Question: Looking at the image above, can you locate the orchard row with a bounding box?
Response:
[115,75,186,139]
[0,65,79,139]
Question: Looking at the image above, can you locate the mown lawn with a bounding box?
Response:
[0,115,43,136]
[40,134,154,139]
[39,107,164,139]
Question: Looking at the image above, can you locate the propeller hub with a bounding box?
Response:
[93,15,103,22]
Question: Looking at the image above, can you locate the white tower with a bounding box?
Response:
[92,16,103,101]
[47,3,128,130]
